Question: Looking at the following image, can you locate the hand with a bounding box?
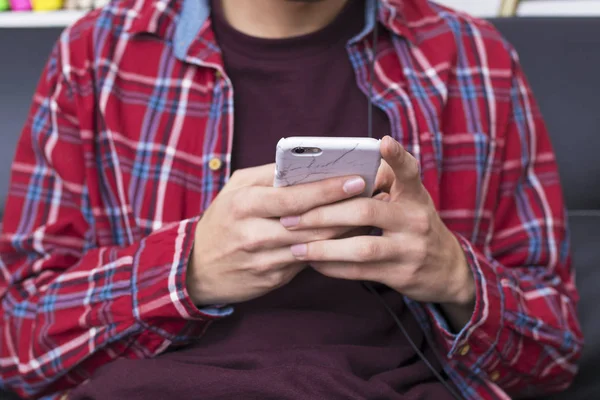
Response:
[280,136,475,317]
[186,163,368,306]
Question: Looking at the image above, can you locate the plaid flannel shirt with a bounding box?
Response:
[0,0,583,398]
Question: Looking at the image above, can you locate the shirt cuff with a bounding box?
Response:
[197,304,235,317]
[424,233,507,374]
[131,217,231,343]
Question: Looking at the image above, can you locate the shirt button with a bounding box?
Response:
[208,157,223,171]
[458,344,470,356]
[490,370,501,382]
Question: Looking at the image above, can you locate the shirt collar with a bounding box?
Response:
[128,0,181,38]
[352,0,416,44]
[127,0,415,64]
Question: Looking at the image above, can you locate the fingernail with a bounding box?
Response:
[281,216,300,228]
[385,136,399,155]
[381,194,391,202]
[291,244,307,258]
[343,177,366,195]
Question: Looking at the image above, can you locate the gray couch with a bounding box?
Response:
[0,18,598,399]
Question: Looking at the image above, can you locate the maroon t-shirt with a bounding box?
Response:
[69,1,455,399]
[224,0,390,170]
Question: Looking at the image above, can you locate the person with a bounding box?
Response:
[0,0,584,399]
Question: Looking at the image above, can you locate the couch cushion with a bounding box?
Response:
[491,18,600,210]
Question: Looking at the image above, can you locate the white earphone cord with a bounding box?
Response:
[364,3,463,398]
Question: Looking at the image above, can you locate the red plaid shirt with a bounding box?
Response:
[0,0,583,399]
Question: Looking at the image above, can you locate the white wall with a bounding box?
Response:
[435,0,500,17]
[435,0,600,17]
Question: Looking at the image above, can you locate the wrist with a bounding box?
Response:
[185,246,204,306]
[445,233,476,308]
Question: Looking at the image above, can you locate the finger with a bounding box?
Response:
[281,197,399,231]
[247,175,367,218]
[311,261,388,282]
[246,247,301,272]
[275,262,308,286]
[227,163,277,190]
[238,218,359,251]
[380,136,422,196]
[290,236,397,263]
[263,262,308,291]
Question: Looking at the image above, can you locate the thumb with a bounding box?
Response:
[380,136,421,194]
[374,160,395,193]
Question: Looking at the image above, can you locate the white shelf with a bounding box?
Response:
[431,0,600,17]
[0,10,87,28]
[518,1,600,17]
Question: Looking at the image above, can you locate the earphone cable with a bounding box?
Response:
[365,2,463,398]
[362,282,464,400]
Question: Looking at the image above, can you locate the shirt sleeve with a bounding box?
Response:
[0,39,226,399]
[425,46,584,396]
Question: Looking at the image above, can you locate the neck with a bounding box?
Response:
[218,0,349,39]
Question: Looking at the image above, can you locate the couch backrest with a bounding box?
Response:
[492,18,600,210]
[0,28,62,210]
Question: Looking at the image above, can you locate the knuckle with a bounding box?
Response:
[356,240,380,261]
[231,189,253,217]
[307,207,325,226]
[265,269,286,287]
[229,169,241,181]
[357,202,377,224]
[323,181,344,201]
[255,261,276,275]
[276,194,300,215]
[305,222,339,240]
[234,223,250,243]
[411,209,432,234]
[401,153,420,180]
[403,264,418,284]
[306,243,322,260]
[306,227,327,240]
[230,202,245,219]
[229,169,246,185]
[237,230,255,252]
[407,159,421,181]
[411,240,429,265]
[230,168,253,184]
[239,230,270,253]
[280,267,300,285]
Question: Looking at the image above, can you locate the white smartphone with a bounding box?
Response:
[274,137,382,197]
